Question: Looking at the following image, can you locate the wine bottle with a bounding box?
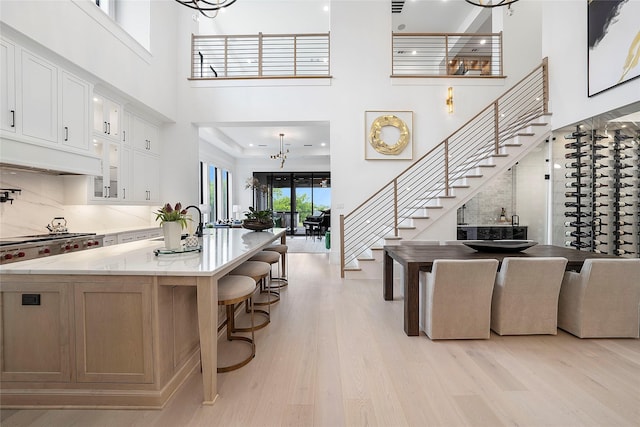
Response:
[592,144,608,150]
[593,163,608,169]
[593,249,608,254]
[592,201,609,207]
[565,241,590,248]
[564,221,590,228]
[616,240,634,245]
[593,182,608,188]
[564,152,589,159]
[612,182,633,189]
[616,143,631,149]
[612,172,634,179]
[614,221,633,226]
[593,191,609,197]
[593,172,609,178]
[614,230,633,236]
[614,249,635,255]
[564,211,591,217]
[565,161,588,168]
[566,230,591,238]
[592,239,607,245]
[592,211,607,217]
[591,133,607,140]
[565,141,588,149]
[613,202,633,208]
[565,182,587,188]
[614,153,633,160]
[565,202,588,208]
[565,171,588,178]
[614,163,633,169]
[618,193,634,198]
[618,211,635,216]
[593,231,608,237]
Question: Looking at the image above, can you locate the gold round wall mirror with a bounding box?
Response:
[368,115,410,155]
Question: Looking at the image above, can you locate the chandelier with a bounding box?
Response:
[270,133,289,169]
[464,0,519,8]
[174,0,238,18]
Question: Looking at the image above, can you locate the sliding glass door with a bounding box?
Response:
[252,172,330,235]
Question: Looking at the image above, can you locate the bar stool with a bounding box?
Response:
[229,260,272,331]
[264,244,288,288]
[217,275,257,373]
[248,251,282,304]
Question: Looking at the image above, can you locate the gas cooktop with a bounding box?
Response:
[0,233,97,247]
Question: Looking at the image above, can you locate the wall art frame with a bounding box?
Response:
[587,0,640,97]
[364,110,413,160]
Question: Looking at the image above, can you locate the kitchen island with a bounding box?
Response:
[0,227,286,408]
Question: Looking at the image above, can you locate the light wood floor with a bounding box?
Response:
[2,253,639,426]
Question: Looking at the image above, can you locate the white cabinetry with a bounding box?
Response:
[20,49,58,143]
[132,116,159,155]
[60,71,90,151]
[0,38,16,133]
[91,139,121,200]
[132,150,160,203]
[92,94,120,141]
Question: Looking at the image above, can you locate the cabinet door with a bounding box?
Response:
[0,281,72,383]
[61,71,90,151]
[91,139,120,200]
[21,50,58,143]
[132,116,159,155]
[74,280,154,384]
[132,150,160,202]
[120,145,131,201]
[0,38,16,133]
[92,94,120,140]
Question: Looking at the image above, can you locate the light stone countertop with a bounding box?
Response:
[0,227,286,277]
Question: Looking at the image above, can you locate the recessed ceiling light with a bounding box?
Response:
[249,143,254,147]
[321,142,326,146]
[323,5,329,12]
[480,39,486,45]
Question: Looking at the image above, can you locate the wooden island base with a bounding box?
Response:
[0,274,202,409]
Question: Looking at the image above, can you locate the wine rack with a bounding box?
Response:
[564,126,590,250]
[563,127,639,258]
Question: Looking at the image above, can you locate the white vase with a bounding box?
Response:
[162,222,183,250]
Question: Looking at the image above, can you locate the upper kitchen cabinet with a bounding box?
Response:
[92,93,121,141]
[0,38,16,133]
[60,71,90,151]
[20,49,58,144]
[132,115,159,155]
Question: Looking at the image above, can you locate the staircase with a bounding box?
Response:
[340,59,551,278]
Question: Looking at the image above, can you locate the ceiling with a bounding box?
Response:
[199,1,639,161]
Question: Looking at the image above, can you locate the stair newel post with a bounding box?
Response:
[542,57,549,114]
[444,139,450,197]
[393,178,399,236]
[340,214,345,278]
[493,101,500,155]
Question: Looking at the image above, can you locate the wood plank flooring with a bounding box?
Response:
[1,253,639,426]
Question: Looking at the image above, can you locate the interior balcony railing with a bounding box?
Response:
[340,58,549,277]
[392,32,504,78]
[190,32,331,80]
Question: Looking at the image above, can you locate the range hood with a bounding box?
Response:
[0,138,101,176]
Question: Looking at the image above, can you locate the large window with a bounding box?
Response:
[253,172,330,235]
[94,0,150,51]
[201,162,233,223]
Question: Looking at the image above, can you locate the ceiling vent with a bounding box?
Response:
[391,0,405,14]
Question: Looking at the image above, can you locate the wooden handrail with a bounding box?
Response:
[341,58,549,276]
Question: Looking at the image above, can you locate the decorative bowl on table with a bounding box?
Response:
[241,220,273,231]
[463,240,538,253]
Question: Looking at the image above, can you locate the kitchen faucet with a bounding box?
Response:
[185,205,203,237]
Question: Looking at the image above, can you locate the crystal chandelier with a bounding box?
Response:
[270,133,289,169]
[174,0,238,19]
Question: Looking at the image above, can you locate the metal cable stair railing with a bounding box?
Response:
[340,58,549,277]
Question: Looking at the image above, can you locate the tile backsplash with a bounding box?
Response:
[0,169,156,237]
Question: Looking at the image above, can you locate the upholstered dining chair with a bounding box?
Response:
[557,258,640,338]
[419,259,499,339]
[491,257,568,335]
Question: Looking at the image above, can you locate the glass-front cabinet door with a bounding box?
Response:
[91,138,120,200]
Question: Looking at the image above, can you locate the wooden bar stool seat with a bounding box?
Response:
[229,261,273,331]
[217,275,257,373]
[264,244,288,288]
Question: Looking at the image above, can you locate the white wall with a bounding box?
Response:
[542,0,640,129]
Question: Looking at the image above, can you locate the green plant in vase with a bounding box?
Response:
[242,207,273,231]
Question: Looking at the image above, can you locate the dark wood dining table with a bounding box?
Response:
[383,244,620,336]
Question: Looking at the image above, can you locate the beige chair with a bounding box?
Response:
[263,244,289,288]
[491,257,568,335]
[248,250,282,304]
[558,259,640,338]
[229,260,272,331]
[419,259,499,339]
